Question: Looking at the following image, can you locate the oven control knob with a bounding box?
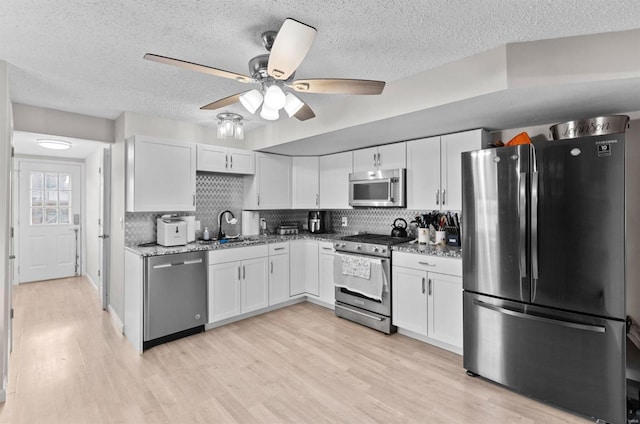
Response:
[356,244,362,250]
[372,247,379,252]
[381,248,386,253]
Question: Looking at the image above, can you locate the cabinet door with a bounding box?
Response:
[228,148,255,175]
[318,251,335,304]
[127,136,196,212]
[289,241,306,296]
[352,146,378,173]
[427,273,463,348]
[406,136,441,210]
[292,156,319,209]
[208,262,241,322]
[319,151,353,209]
[256,153,291,209]
[196,144,229,172]
[304,241,319,296]
[241,257,268,313]
[441,130,486,211]
[269,253,290,305]
[377,143,406,170]
[392,266,428,335]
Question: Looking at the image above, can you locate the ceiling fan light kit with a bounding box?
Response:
[144,17,386,123]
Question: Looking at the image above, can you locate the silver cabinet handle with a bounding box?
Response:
[238,266,241,280]
[257,194,260,206]
[373,152,376,168]
[322,247,333,251]
[274,247,285,251]
[270,261,273,274]
[428,279,432,296]
[193,194,196,206]
[418,261,435,267]
[436,189,440,205]
[230,155,233,169]
[421,277,426,294]
[242,265,245,279]
[442,189,446,205]
[316,193,319,206]
[473,299,606,333]
[225,154,228,169]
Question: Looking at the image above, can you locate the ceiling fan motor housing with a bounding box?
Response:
[248,54,294,82]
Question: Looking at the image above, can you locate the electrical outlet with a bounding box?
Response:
[195,220,201,231]
[341,217,348,227]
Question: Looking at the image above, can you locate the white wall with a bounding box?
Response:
[84,148,100,290]
[0,60,12,402]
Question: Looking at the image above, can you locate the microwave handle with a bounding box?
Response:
[387,178,392,201]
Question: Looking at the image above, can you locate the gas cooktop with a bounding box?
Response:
[340,233,414,245]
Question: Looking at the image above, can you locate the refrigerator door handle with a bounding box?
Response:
[518,172,527,279]
[472,299,606,333]
[531,170,540,299]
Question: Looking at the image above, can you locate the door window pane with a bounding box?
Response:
[45,174,58,189]
[59,174,71,190]
[30,173,44,190]
[31,190,43,207]
[45,208,58,224]
[31,208,43,225]
[45,190,58,206]
[59,208,71,224]
[59,191,70,206]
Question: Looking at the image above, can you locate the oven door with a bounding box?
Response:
[334,252,391,316]
[349,169,406,207]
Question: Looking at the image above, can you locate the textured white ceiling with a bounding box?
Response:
[1,1,640,136]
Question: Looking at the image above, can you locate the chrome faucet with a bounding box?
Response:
[217,210,238,240]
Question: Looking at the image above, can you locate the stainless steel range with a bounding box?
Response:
[333,234,412,334]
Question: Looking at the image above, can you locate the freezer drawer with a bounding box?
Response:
[144,251,207,343]
[463,292,625,424]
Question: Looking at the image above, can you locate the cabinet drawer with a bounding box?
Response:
[269,242,289,255]
[318,241,335,253]
[392,252,462,276]
[209,245,268,264]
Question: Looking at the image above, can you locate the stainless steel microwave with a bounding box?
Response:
[349,168,406,207]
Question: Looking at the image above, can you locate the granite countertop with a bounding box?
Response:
[125,233,344,257]
[392,242,462,259]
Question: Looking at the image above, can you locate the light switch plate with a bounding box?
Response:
[341,217,348,227]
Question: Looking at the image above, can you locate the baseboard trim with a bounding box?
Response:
[304,296,335,310]
[205,297,306,330]
[0,388,6,403]
[84,274,98,292]
[107,305,124,334]
[397,328,462,355]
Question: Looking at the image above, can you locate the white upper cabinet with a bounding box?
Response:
[196,144,255,175]
[407,129,488,210]
[126,135,196,212]
[243,153,292,210]
[319,151,353,209]
[292,156,319,209]
[353,143,406,173]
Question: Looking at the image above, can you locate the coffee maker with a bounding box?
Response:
[308,211,330,234]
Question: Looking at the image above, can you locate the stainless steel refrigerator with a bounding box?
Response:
[462,132,633,424]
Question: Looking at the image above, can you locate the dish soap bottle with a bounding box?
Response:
[202,227,210,241]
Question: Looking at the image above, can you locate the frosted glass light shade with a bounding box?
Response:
[263,85,286,110]
[260,105,280,121]
[284,93,304,117]
[37,139,71,150]
[239,89,263,114]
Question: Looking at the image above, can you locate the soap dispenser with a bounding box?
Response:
[202,227,210,241]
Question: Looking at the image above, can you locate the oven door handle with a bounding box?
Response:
[337,304,384,321]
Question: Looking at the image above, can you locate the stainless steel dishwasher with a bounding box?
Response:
[144,251,207,349]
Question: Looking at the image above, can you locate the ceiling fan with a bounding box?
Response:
[144,18,385,122]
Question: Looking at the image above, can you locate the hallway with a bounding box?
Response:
[0,277,589,423]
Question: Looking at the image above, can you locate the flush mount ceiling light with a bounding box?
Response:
[216,112,244,140]
[37,139,72,150]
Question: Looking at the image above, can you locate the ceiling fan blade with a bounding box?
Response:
[144,53,255,83]
[200,91,248,110]
[287,78,385,95]
[268,18,317,80]
[294,103,316,121]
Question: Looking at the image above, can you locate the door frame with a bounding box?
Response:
[13,157,85,284]
[98,147,111,309]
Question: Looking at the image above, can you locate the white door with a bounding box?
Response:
[98,147,111,309]
[18,160,81,283]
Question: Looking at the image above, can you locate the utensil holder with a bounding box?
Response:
[445,226,460,247]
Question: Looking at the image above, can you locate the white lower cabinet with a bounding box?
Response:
[208,246,268,324]
[392,251,463,352]
[290,240,319,296]
[268,242,290,306]
[318,242,335,305]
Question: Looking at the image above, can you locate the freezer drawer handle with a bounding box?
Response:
[473,299,606,333]
[337,304,384,321]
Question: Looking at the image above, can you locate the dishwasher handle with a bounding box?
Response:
[152,258,203,269]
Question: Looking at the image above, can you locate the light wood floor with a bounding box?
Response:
[0,276,591,424]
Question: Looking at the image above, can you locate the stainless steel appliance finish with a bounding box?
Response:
[349,168,406,208]
[308,210,330,234]
[334,234,412,334]
[462,133,629,424]
[144,251,207,349]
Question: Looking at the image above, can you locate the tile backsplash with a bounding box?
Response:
[125,173,453,244]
